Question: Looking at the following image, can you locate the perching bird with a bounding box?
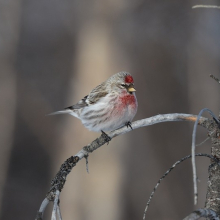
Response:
[49,71,138,133]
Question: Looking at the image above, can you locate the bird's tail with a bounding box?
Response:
[48,109,79,118]
[48,109,73,116]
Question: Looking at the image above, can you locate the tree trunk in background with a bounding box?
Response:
[0,1,75,219]
[58,12,127,220]
[117,2,194,219]
[0,0,21,211]
[187,8,220,110]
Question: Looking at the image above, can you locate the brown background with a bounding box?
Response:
[1,0,220,219]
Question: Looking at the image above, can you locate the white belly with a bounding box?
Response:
[80,93,137,132]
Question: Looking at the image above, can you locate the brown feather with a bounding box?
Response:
[64,82,108,110]
[87,82,108,104]
[65,96,88,110]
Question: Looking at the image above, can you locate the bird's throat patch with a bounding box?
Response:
[119,93,136,108]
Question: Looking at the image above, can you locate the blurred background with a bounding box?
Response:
[1,0,220,219]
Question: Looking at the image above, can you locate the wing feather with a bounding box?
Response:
[87,82,108,104]
[65,96,88,110]
[64,82,108,110]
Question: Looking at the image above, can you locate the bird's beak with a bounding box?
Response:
[128,85,136,92]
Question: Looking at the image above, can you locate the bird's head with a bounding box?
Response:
[109,72,136,95]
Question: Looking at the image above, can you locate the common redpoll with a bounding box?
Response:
[49,72,138,133]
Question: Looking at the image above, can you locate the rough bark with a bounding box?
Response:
[35,113,213,220]
[205,120,220,216]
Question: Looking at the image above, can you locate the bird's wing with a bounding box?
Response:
[65,95,88,110]
[87,82,108,104]
[65,83,108,110]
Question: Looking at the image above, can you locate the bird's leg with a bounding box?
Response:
[101,130,111,145]
[125,121,133,130]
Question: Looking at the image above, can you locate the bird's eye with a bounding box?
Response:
[121,84,126,87]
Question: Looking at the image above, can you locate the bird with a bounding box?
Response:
[49,71,138,135]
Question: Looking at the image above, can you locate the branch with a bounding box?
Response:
[57,204,62,220]
[35,198,49,220]
[35,113,212,220]
[51,190,60,220]
[183,208,219,220]
[210,75,220,84]
[191,108,219,205]
[192,5,220,9]
[143,153,218,220]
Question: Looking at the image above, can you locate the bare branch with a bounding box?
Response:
[192,5,220,9]
[35,198,49,220]
[36,113,213,219]
[51,190,60,220]
[57,205,62,220]
[143,153,218,220]
[183,208,219,220]
[195,136,210,147]
[210,75,220,84]
[191,109,219,205]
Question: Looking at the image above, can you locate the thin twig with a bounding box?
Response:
[183,208,219,220]
[192,5,220,9]
[210,74,220,84]
[57,205,62,220]
[195,136,210,147]
[143,153,217,220]
[192,108,219,205]
[36,114,212,220]
[35,198,50,220]
[195,129,216,147]
[85,155,89,174]
[51,190,60,220]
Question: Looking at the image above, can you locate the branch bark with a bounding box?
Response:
[183,208,219,220]
[143,153,218,220]
[35,113,215,220]
[192,5,220,9]
[205,122,220,216]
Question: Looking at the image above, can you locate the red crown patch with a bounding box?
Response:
[125,75,134,83]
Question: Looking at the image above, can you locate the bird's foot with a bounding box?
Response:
[125,121,133,130]
[101,130,111,145]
